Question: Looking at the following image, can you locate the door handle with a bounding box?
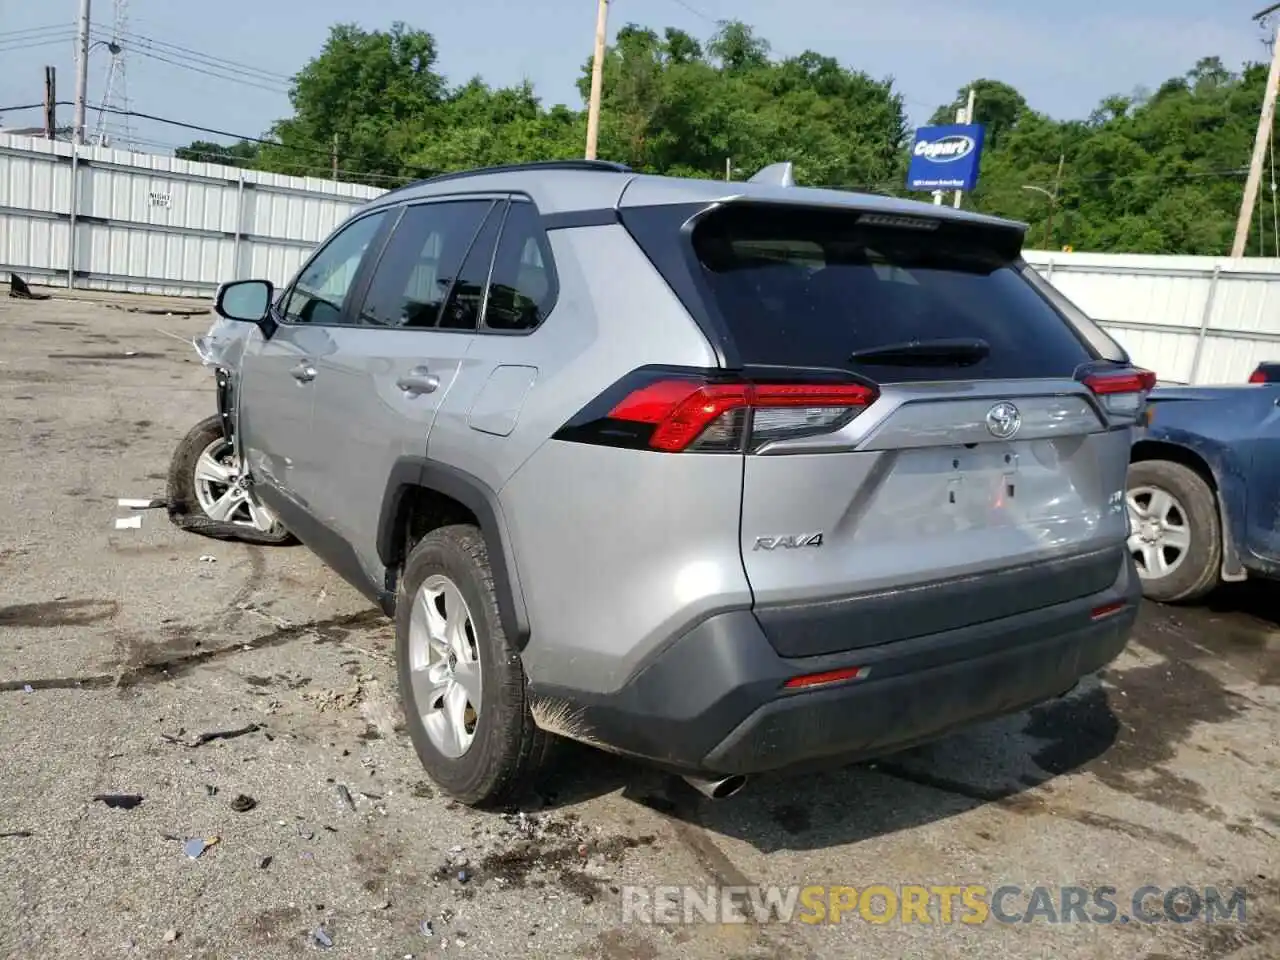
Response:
[291,362,317,383]
[397,367,440,396]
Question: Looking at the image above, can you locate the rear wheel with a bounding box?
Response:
[395,525,552,806]
[1126,460,1220,603]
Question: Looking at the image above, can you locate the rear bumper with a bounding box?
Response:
[528,555,1140,777]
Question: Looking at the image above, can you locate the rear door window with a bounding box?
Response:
[358,200,495,329]
[690,205,1098,382]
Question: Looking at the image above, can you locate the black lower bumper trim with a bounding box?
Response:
[528,557,1139,777]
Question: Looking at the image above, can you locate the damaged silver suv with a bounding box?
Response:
[206,160,1146,805]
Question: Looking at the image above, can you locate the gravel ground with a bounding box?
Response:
[0,294,1276,960]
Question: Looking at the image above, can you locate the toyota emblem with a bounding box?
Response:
[985,401,1022,440]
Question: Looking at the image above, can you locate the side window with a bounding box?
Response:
[439,203,504,330]
[483,201,556,332]
[358,200,493,329]
[283,211,387,325]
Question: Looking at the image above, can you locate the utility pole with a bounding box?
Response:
[953,87,975,208]
[74,0,92,145]
[1233,4,1280,257]
[725,158,732,181]
[584,0,609,160]
[44,67,57,139]
[1048,153,1064,248]
[331,132,339,179]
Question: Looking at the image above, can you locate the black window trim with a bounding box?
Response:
[350,194,504,333]
[474,194,561,338]
[274,206,400,329]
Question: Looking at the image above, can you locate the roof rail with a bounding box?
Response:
[381,159,634,196]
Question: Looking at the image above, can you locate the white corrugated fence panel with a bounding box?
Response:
[0,132,385,293]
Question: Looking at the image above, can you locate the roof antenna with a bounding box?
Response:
[748,161,794,187]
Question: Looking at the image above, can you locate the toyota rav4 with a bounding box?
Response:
[208,160,1146,804]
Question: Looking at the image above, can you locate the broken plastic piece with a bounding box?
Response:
[313,928,333,949]
[117,498,165,509]
[259,855,272,869]
[336,784,356,812]
[199,555,217,563]
[183,837,218,859]
[161,723,261,748]
[419,919,434,938]
[93,794,144,810]
[114,515,143,530]
[22,685,33,694]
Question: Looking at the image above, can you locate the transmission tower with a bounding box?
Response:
[93,0,133,149]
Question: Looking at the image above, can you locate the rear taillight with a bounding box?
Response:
[1249,368,1267,384]
[1082,367,1156,419]
[557,371,879,453]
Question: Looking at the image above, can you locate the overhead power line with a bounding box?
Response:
[128,46,290,94]
[0,23,75,41]
[115,29,292,83]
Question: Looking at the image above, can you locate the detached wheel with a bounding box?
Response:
[396,525,551,806]
[166,414,294,545]
[1126,460,1221,603]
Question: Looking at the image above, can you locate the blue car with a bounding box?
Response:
[1128,376,1280,602]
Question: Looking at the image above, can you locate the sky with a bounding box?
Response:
[0,0,1272,158]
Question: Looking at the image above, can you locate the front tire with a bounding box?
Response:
[166,414,294,545]
[1126,460,1221,603]
[395,525,551,806]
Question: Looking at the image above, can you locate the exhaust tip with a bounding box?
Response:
[682,774,748,800]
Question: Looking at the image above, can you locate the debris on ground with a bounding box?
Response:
[297,825,314,841]
[410,781,434,799]
[161,723,261,748]
[419,919,434,938]
[336,784,356,812]
[0,831,33,839]
[22,685,33,694]
[198,555,217,563]
[114,515,143,530]
[183,837,218,859]
[229,794,257,813]
[259,856,272,869]
[8,275,51,300]
[205,785,217,797]
[92,794,144,810]
[312,928,333,949]
[302,685,363,712]
[162,930,180,944]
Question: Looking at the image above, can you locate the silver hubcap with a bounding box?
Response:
[193,437,280,532]
[1127,484,1191,580]
[408,574,482,759]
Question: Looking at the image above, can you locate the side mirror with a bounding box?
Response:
[215,279,274,325]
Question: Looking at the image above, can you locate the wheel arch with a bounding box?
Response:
[1130,438,1244,580]
[377,458,531,647]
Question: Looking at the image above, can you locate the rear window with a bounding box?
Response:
[688,204,1097,381]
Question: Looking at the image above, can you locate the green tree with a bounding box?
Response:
[174,139,260,166]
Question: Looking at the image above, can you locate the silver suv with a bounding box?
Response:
[211,160,1146,805]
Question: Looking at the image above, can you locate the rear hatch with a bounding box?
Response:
[621,199,1147,657]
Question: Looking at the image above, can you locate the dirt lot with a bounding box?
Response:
[0,294,1277,960]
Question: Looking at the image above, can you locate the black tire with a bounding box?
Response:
[396,525,552,807]
[166,414,295,546]
[1127,460,1221,604]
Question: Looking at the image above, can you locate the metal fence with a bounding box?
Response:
[1023,249,1280,385]
[0,132,387,298]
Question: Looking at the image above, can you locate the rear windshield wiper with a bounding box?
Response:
[848,337,990,367]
